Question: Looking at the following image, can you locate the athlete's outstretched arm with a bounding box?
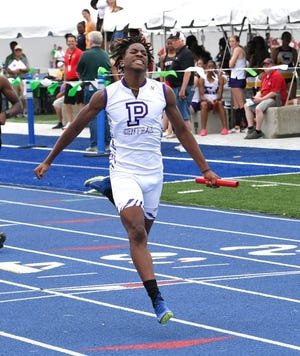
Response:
[164,85,219,184]
[34,90,106,179]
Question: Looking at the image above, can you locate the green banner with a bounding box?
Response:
[68,83,81,97]
[47,82,59,95]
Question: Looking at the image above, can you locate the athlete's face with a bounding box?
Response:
[124,43,148,72]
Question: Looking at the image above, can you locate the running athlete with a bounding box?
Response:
[0,75,22,249]
[34,35,219,324]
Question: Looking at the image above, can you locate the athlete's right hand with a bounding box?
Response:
[34,163,50,179]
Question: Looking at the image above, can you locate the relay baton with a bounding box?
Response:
[195,177,239,188]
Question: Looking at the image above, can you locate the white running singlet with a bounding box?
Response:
[105,78,167,175]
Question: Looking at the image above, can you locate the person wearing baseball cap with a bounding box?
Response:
[169,31,186,41]
[5,43,29,118]
[167,31,194,152]
[244,57,287,139]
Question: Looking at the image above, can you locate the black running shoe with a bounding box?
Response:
[52,122,63,129]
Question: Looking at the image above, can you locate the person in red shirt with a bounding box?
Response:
[244,57,287,139]
[64,34,84,127]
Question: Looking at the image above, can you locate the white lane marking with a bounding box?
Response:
[2,271,300,306]
[200,280,300,304]
[177,189,204,194]
[37,272,97,279]
[1,279,300,352]
[0,295,56,303]
[0,331,86,356]
[0,200,299,244]
[163,156,300,169]
[3,245,300,305]
[2,155,299,169]
[1,183,299,223]
[0,158,107,171]
[173,263,229,269]
[2,217,300,269]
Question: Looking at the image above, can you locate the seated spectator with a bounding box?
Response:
[190,58,205,116]
[198,60,228,136]
[53,61,64,81]
[244,58,287,139]
[52,84,65,129]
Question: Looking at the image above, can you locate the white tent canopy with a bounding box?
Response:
[1,0,300,71]
[144,0,300,30]
[1,0,300,39]
[0,1,87,38]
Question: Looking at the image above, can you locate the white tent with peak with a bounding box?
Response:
[1,0,300,38]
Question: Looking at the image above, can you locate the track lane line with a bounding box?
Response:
[0,331,86,356]
[2,244,300,305]
[1,279,300,352]
[0,200,299,242]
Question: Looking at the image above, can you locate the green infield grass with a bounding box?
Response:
[9,114,57,124]
[161,173,300,219]
[6,116,300,219]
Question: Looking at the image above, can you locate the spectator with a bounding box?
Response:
[52,83,65,129]
[90,0,107,32]
[186,34,212,63]
[190,57,205,117]
[265,32,272,51]
[103,0,124,51]
[5,44,30,117]
[50,44,57,68]
[76,21,86,51]
[247,36,269,70]
[4,41,20,70]
[244,57,287,139]
[198,60,228,136]
[0,75,22,248]
[82,8,96,49]
[34,35,219,324]
[54,61,65,81]
[63,34,84,127]
[160,36,176,138]
[271,31,298,99]
[167,31,195,152]
[245,36,270,98]
[54,46,65,67]
[215,37,230,72]
[228,35,247,133]
[76,31,111,152]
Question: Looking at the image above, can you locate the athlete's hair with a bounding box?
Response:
[110,35,154,71]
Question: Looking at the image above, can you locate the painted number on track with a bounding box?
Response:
[0,261,64,274]
[220,244,300,256]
